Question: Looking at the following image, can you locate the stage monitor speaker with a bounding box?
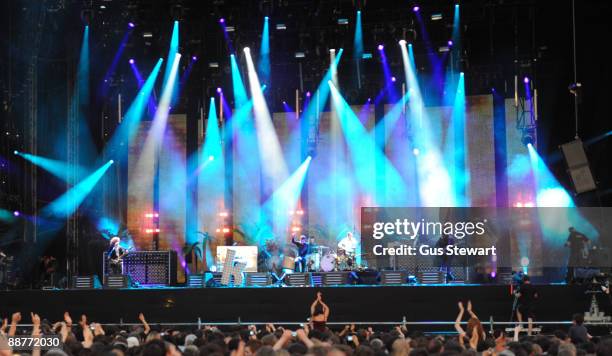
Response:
[417,268,444,284]
[322,272,349,286]
[560,139,597,194]
[286,273,311,286]
[381,270,406,285]
[104,274,131,289]
[72,275,102,289]
[187,274,205,288]
[246,272,271,286]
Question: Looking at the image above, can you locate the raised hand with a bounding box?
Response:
[31,313,41,326]
[64,312,73,327]
[79,314,88,327]
[11,312,21,324]
[467,300,473,311]
[458,301,464,311]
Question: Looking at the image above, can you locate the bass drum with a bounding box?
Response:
[320,253,337,272]
[307,253,321,271]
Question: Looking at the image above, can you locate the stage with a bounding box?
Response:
[0,284,598,329]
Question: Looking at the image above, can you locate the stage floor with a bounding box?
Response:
[0,284,600,327]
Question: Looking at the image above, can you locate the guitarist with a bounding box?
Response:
[107,236,128,275]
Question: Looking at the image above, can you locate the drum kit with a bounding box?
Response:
[283,245,360,273]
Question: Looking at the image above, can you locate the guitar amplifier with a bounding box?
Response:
[103,251,177,286]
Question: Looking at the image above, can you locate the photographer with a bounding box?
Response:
[515,275,538,336]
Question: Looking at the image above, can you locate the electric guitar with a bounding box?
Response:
[109,247,132,266]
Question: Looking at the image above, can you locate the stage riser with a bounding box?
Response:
[0,285,596,324]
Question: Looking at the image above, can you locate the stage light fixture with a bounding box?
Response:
[208,62,219,68]
[448,40,453,46]
[391,76,396,82]
[276,23,286,30]
[524,77,530,84]
[521,129,535,146]
[362,53,372,59]
[377,44,384,50]
[192,55,197,61]
[438,46,450,53]
[13,211,20,217]
[142,32,153,38]
[243,47,250,53]
[412,6,420,12]
[216,87,222,93]
[337,18,349,25]
[129,58,134,64]
[306,91,311,97]
[329,48,335,53]
[219,18,225,23]
[399,39,407,46]
[128,22,135,28]
[225,26,235,32]
[413,148,420,156]
[431,13,443,21]
[13,150,18,155]
[294,52,305,58]
[208,155,215,161]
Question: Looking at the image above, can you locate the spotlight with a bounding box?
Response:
[282,101,286,104]
[13,211,20,217]
[128,22,135,28]
[520,257,530,267]
[208,155,215,161]
[391,76,396,82]
[13,150,18,155]
[447,40,453,46]
[216,87,222,93]
[399,39,407,46]
[412,5,420,12]
[219,18,225,24]
[129,58,134,64]
[243,47,250,53]
[192,55,197,61]
[329,48,335,53]
[431,13,443,21]
[208,62,219,68]
[377,44,384,50]
[413,148,420,156]
[306,91,311,97]
[523,77,530,84]
[225,26,235,32]
[264,16,269,20]
[294,52,305,58]
[109,159,115,164]
[367,98,371,102]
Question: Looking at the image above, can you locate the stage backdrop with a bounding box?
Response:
[126,97,539,275]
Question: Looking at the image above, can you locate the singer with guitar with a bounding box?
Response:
[107,236,129,275]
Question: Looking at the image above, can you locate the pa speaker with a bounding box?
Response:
[560,139,597,194]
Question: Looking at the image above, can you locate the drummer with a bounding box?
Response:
[337,231,358,256]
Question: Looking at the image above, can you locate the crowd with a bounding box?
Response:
[0,293,610,356]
